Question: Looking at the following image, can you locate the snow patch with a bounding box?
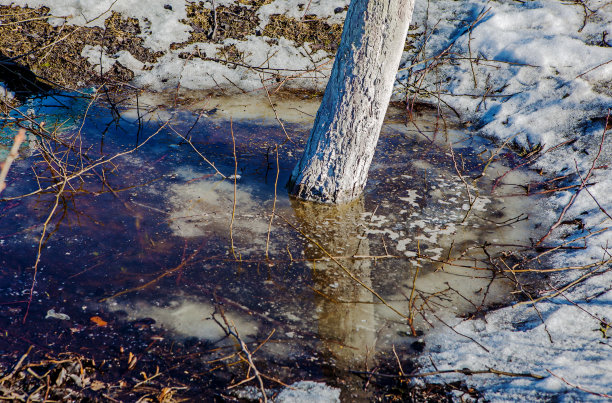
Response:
[275,381,340,403]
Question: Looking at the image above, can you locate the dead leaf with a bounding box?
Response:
[128,352,138,370]
[90,380,105,391]
[90,316,108,326]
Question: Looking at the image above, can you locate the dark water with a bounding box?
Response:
[0,91,535,399]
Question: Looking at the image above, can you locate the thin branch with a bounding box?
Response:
[0,129,27,194]
[2,121,169,201]
[229,118,240,261]
[351,367,544,380]
[546,369,612,399]
[265,146,279,259]
[537,111,609,245]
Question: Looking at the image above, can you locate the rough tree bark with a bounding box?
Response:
[288,0,416,204]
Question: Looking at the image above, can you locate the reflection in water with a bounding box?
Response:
[292,198,377,368]
[0,91,544,400]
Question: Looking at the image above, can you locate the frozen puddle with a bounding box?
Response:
[1,91,541,395]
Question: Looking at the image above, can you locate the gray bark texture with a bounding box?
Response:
[288,0,415,204]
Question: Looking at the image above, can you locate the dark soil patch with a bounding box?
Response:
[263,14,343,53]
[0,6,161,94]
[0,316,462,402]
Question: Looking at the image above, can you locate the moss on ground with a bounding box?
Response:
[177,2,344,53]
[181,2,212,44]
[181,2,343,53]
[180,2,261,45]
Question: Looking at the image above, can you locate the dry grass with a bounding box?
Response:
[263,15,343,53]
[0,6,160,91]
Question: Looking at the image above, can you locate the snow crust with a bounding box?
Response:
[404,0,612,148]
[423,276,612,401]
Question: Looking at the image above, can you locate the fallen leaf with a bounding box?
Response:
[46,309,70,320]
[90,316,108,326]
[128,352,138,370]
[90,380,105,391]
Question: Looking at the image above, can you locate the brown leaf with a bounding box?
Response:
[90,316,108,326]
[90,380,105,391]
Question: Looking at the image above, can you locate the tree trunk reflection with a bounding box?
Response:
[291,198,376,368]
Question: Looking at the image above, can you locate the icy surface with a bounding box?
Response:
[108,298,259,341]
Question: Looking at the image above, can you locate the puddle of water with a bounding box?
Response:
[0,91,539,397]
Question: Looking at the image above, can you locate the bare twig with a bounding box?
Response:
[265,146,279,259]
[537,111,609,245]
[24,175,67,322]
[0,129,27,194]
[216,306,268,402]
[546,369,612,399]
[168,124,228,179]
[2,121,170,201]
[0,346,34,384]
[261,80,294,144]
[229,118,240,261]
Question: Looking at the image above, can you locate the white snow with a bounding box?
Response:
[403,0,612,149]
[0,82,14,100]
[81,45,145,74]
[275,381,340,403]
[3,0,611,400]
[233,381,340,403]
[401,1,612,400]
[423,275,612,401]
[0,0,336,92]
[257,0,350,28]
[4,0,191,51]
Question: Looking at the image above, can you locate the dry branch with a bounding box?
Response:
[0,129,26,194]
[351,366,544,380]
[537,111,609,245]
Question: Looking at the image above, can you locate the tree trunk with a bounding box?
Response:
[288,0,415,204]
